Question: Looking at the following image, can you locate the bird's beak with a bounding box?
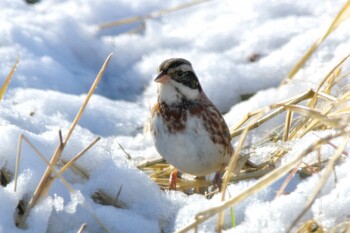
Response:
[154,70,170,83]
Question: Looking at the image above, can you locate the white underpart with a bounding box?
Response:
[152,112,227,176]
[158,80,199,105]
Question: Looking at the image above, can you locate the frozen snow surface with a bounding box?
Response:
[0,0,349,232]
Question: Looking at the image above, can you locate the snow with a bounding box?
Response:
[0,0,349,232]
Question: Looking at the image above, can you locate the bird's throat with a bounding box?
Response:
[158,82,199,105]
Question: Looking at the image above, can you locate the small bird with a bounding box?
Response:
[150,58,233,190]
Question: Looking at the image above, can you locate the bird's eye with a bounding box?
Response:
[178,70,184,77]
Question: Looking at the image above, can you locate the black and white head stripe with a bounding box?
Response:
[158,58,192,72]
[158,58,201,90]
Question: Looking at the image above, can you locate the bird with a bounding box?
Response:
[150,58,233,190]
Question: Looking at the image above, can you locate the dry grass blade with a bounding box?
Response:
[92,187,126,209]
[307,56,349,109]
[64,53,113,145]
[281,1,350,85]
[137,158,166,169]
[226,108,261,132]
[15,135,23,192]
[230,89,315,138]
[60,159,90,180]
[313,133,349,156]
[153,177,211,190]
[314,91,338,103]
[217,112,263,232]
[77,223,87,233]
[232,165,275,181]
[16,132,65,228]
[0,59,19,100]
[14,134,50,192]
[283,110,293,141]
[98,0,211,30]
[315,54,350,94]
[52,137,100,180]
[116,140,132,160]
[287,133,350,233]
[329,221,350,232]
[277,104,343,128]
[275,161,302,198]
[175,131,346,233]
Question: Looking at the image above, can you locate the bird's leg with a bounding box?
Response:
[212,166,225,191]
[168,169,178,190]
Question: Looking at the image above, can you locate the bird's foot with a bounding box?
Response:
[168,170,178,190]
[212,171,223,191]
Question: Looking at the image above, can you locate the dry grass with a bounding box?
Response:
[281,0,350,85]
[136,1,350,232]
[13,54,113,232]
[91,187,126,209]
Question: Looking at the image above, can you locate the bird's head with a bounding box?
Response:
[155,58,202,104]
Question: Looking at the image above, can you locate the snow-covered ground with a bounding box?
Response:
[0,0,349,232]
